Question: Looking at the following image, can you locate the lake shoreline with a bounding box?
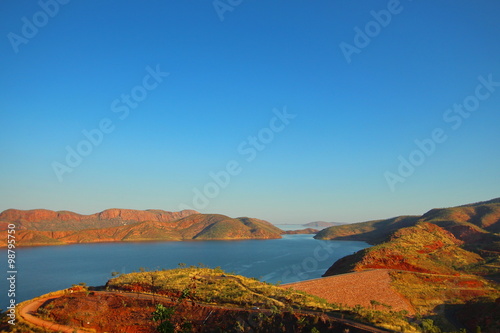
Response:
[1,235,370,309]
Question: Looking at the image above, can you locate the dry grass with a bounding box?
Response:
[389,270,500,314]
[107,267,332,311]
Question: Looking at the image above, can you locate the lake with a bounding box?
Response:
[1,235,369,309]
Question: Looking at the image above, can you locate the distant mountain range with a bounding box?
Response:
[282,228,319,235]
[302,221,345,229]
[0,208,198,231]
[0,209,283,246]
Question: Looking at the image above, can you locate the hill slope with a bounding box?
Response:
[315,216,419,244]
[315,198,500,245]
[12,267,413,333]
[323,223,482,276]
[0,209,283,246]
[0,208,198,231]
[318,198,500,331]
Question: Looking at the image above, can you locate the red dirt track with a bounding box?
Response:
[19,296,90,333]
[17,290,394,333]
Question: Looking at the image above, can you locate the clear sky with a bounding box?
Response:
[1,1,499,224]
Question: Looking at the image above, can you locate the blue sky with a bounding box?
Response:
[1,0,499,224]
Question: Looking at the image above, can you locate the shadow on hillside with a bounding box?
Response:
[422,299,500,333]
[330,216,420,244]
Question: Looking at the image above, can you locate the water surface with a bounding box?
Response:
[0,235,369,309]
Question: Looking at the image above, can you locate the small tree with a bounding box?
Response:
[370,300,380,309]
[152,304,175,333]
[420,319,442,333]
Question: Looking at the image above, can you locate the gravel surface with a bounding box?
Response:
[283,269,415,314]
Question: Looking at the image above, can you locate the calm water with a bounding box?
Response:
[1,235,369,309]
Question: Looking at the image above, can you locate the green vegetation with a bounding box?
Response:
[323,221,500,329]
[319,198,500,332]
[329,223,483,275]
[106,266,419,332]
[390,270,499,314]
[4,199,500,332]
[152,304,176,333]
[107,266,331,310]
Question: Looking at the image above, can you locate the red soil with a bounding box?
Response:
[283,269,415,314]
[18,291,387,333]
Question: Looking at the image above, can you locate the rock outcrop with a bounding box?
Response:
[0,208,198,231]
[0,209,283,246]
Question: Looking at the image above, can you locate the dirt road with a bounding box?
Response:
[18,289,394,333]
[19,296,91,333]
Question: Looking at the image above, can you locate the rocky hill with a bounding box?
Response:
[11,267,407,333]
[315,198,500,246]
[315,215,419,244]
[0,208,198,231]
[322,222,483,276]
[319,198,500,279]
[318,198,500,331]
[0,209,283,246]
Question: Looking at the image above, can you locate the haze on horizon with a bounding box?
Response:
[1,1,499,225]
